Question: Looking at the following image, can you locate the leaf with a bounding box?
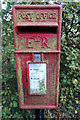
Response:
[13,101,18,107]
[10,103,13,107]
[75,110,78,114]
[12,112,19,118]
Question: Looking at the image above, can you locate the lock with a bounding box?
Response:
[12,5,62,109]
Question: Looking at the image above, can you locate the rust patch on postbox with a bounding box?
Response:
[12,5,62,109]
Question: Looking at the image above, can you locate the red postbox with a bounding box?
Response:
[12,5,62,109]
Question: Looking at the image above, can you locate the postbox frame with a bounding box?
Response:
[12,5,62,109]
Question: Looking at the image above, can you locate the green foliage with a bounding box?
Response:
[2,1,80,119]
[59,2,80,119]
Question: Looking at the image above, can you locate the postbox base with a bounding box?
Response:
[19,104,58,109]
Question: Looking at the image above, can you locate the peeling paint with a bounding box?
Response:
[17,57,24,105]
[15,10,58,22]
[16,35,57,52]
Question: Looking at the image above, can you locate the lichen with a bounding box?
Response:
[18,57,24,105]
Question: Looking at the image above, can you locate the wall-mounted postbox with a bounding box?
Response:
[12,5,62,109]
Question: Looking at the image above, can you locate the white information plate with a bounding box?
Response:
[29,63,46,94]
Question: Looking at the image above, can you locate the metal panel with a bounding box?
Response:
[12,5,62,109]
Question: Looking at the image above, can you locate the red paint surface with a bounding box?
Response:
[12,5,62,109]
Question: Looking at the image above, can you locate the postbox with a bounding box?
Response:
[12,5,62,109]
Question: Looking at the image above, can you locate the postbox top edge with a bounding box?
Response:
[12,5,62,10]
